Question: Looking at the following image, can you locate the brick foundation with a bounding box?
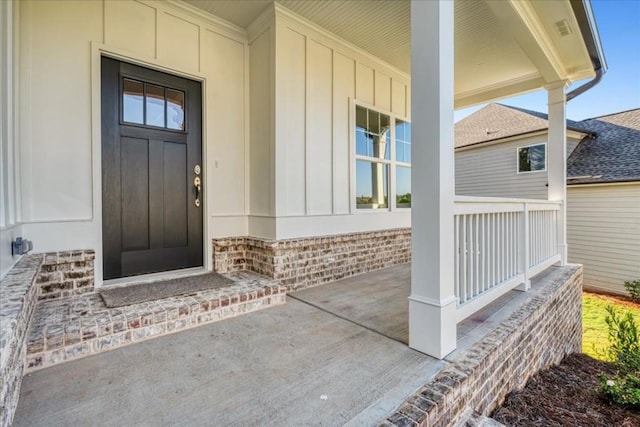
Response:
[0,256,40,427]
[383,265,583,427]
[213,228,411,290]
[35,250,95,300]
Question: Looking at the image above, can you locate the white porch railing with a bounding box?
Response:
[453,196,562,322]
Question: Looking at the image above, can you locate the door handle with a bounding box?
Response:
[194,176,201,207]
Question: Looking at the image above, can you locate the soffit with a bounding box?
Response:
[530,0,593,80]
[182,0,596,107]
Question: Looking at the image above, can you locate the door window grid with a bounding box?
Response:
[122,78,185,131]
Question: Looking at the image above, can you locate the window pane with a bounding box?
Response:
[380,113,390,160]
[123,79,144,124]
[356,106,370,156]
[396,120,411,164]
[396,166,411,208]
[356,129,370,156]
[356,105,368,130]
[518,144,545,172]
[356,160,388,209]
[166,89,185,130]
[356,106,390,160]
[145,84,165,127]
[368,109,379,134]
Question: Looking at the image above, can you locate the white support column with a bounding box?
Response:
[409,0,457,359]
[547,82,569,265]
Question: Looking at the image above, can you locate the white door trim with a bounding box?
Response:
[90,42,211,287]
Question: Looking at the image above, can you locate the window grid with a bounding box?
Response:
[354,103,411,211]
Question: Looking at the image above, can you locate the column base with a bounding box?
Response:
[408,294,457,359]
[557,243,568,266]
[516,279,531,292]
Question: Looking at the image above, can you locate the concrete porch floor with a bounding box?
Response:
[14,264,558,426]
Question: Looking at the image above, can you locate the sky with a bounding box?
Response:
[454,0,640,123]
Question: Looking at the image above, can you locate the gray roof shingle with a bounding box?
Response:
[567,109,640,184]
[454,103,584,149]
[455,103,640,185]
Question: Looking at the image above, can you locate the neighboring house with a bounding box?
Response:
[455,104,640,295]
[0,0,603,359]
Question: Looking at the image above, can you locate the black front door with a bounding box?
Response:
[101,57,203,280]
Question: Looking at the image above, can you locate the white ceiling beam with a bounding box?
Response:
[455,74,546,109]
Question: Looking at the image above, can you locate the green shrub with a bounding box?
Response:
[605,306,640,372]
[600,305,640,409]
[601,374,640,407]
[624,279,640,302]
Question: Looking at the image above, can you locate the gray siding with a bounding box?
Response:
[567,183,640,295]
[455,136,549,199]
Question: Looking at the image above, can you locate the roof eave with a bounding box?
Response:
[456,126,592,150]
[566,0,608,101]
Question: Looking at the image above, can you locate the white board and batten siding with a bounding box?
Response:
[271,10,411,239]
[0,0,23,279]
[16,0,249,262]
[567,183,640,295]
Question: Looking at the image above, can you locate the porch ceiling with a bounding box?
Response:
[184,0,596,108]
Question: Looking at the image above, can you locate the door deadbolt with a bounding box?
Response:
[194,165,201,175]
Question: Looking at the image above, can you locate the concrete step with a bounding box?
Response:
[25,271,286,372]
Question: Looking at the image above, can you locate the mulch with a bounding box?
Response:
[584,291,640,311]
[492,353,640,426]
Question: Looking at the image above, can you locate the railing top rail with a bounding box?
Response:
[454,197,561,215]
[454,195,562,205]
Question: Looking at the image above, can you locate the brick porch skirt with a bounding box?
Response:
[212,228,411,290]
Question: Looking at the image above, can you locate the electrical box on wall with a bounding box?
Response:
[11,238,33,256]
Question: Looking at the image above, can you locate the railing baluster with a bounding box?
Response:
[474,214,479,298]
[512,212,516,276]
[467,215,472,299]
[543,211,547,260]
[483,214,488,292]
[461,215,467,303]
[533,211,540,265]
[496,213,502,283]
[455,215,459,303]
[501,212,505,283]
[493,213,497,287]
[505,212,509,279]
[508,212,512,277]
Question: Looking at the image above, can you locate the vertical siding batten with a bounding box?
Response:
[272,8,410,237]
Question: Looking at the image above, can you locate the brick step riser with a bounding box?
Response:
[26,293,286,373]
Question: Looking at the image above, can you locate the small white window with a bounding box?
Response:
[517,143,546,173]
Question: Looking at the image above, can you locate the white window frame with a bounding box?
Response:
[350,99,411,213]
[516,142,547,174]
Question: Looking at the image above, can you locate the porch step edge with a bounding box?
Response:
[25,282,287,373]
